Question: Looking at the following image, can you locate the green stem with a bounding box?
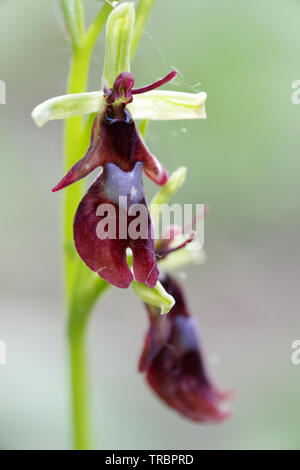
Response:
[60,0,85,50]
[65,47,92,451]
[64,49,91,299]
[131,0,156,59]
[84,2,113,50]
[63,4,113,450]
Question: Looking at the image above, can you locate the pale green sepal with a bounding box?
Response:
[150,167,187,224]
[31,89,207,127]
[131,279,175,315]
[159,242,207,273]
[31,92,105,127]
[128,90,207,120]
[103,3,135,88]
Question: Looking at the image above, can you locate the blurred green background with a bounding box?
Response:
[1,0,300,450]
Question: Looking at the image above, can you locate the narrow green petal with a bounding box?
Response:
[128,90,207,120]
[103,3,135,88]
[31,92,104,127]
[60,0,85,49]
[132,279,175,315]
[84,2,114,51]
[159,242,207,272]
[131,0,156,59]
[150,167,187,224]
[151,167,187,207]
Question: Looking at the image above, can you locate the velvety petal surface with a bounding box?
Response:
[53,106,168,192]
[140,275,232,422]
[74,161,159,288]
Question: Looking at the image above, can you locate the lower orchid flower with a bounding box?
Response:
[139,274,233,422]
[137,180,232,422]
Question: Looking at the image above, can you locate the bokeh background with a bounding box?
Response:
[1,0,300,450]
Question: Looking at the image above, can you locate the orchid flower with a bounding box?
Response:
[32,3,206,290]
[32,1,214,448]
[137,177,232,421]
[140,275,233,422]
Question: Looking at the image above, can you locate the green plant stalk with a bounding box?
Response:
[63,0,157,450]
[63,4,113,450]
[131,0,156,59]
[68,320,91,450]
[65,51,97,451]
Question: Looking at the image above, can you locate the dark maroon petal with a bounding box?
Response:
[138,305,171,372]
[134,136,168,186]
[74,172,133,288]
[74,162,159,289]
[97,106,168,185]
[130,238,159,289]
[52,113,103,192]
[53,101,168,192]
[139,275,232,422]
[145,319,231,423]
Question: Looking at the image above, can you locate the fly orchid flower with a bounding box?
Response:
[52,70,179,289]
[31,3,207,291]
[52,71,178,193]
[140,274,233,422]
[137,175,232,422]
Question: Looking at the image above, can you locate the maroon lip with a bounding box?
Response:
[139,275,233,422]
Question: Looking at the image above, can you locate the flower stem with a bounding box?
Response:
[131,0,156,59]
[65,47,93,450]
[68,322,92,450]
[62,3,113,450]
